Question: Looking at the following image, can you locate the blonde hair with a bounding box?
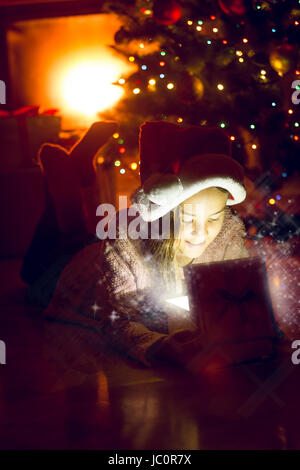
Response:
[138,187,230,291]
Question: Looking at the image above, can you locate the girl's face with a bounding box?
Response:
[176,187,228,264]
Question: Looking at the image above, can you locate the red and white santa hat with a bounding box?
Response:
[130,121,246,222]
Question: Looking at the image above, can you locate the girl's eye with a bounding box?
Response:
[208,217,220,223]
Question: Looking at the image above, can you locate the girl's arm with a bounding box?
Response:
[97,237,170,367]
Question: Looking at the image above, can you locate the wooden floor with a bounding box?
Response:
[0,258,300,450]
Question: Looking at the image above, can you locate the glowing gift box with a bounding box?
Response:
[183,256,282,368]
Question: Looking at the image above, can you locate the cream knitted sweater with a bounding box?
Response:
[44,206,250,367]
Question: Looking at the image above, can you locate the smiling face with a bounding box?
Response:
[175,187,229,266]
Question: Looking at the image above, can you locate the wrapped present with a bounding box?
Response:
[184,256,282,368]
[0,106,61,171]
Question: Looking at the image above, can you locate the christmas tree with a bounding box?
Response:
[97,0,300,242]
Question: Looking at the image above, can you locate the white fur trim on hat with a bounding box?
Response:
[130,173,246,222]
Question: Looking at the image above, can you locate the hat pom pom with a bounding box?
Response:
[143,172,183,206]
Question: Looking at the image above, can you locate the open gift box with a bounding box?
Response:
[183,256,282,369]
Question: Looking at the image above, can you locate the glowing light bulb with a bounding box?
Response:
[114,160,121,166]
[239,57,244,63]
[133,88,141,94]
[120,168,125,174]
[196,26,202,31]
[187,20,193,25]
[113,133,119,139]
[97,156,105,164]
[252,144,257,149]
[288,109,293,114]
[269,198,276,205]
[128,56,135,62]
[139,43,144,49]
[217,83,224,90]
[149,78,156,85]
[243,38,248,43]
[177,117,183,123]
[131,162,138,170]
[230,136,235,141]
[118,78,125,84]
[236,50,243,56]
[167,83,174,89]
[213,27,218,33]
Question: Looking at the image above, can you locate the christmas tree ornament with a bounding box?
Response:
[269,43,297,77]
[217,0,247,16]
[153,0,182,25]
[176,71,204,104]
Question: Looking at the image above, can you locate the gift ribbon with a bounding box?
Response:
[0,106,59,167]
[215,288,255,325]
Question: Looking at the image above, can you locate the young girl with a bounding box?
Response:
[21,120,250,368]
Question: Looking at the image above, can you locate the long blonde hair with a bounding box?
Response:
[138,187,230,291]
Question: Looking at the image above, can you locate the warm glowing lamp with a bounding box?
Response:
[60,60,124,119]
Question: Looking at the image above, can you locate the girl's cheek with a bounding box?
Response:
[211,220,224,237]
[181,226,192,237]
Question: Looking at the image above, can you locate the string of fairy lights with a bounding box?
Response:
[98,1,299,210]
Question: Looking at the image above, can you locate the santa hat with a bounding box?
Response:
[130,121,246,222]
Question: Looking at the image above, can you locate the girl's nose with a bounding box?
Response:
[191,221,207,241]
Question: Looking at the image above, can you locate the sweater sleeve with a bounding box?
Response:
[97,238,169,367]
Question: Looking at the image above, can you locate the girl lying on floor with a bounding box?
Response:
[21,120,250,368]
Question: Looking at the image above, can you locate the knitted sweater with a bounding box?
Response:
[44,206,250,367]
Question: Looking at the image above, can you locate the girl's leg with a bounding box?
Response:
[20,185,61,284]
[20,144,88,286]
[21,121,118,290]
[38,144,88,235]
[68,121,118,187]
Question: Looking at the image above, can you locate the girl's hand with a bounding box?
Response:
[147,328,203,367]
